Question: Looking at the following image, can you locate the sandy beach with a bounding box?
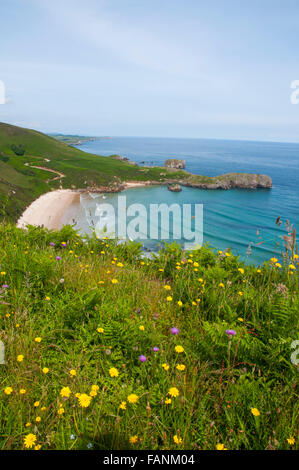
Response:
[17,190,81,230]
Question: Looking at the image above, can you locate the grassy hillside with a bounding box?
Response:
[0,224,297,450]
[0,122,185,221]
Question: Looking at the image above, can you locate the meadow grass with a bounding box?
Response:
[0,223,298,450]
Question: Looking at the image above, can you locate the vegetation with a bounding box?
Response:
[0,223,297,450]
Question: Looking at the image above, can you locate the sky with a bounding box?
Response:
[1,0,299,141]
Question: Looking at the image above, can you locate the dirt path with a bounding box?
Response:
[24,162,65,182]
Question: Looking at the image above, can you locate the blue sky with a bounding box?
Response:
[1,0,299,141]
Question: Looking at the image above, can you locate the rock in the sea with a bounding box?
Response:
[168,183,182,192]
[164,159,186,169]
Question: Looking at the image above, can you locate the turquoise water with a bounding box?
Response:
[72,137,299,265]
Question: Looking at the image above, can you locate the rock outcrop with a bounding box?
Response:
[164,159,186,169]
[168,183,182,192]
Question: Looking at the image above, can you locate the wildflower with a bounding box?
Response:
[111,279,118,284]
[166,296,173,302]
[129,435,138,444]
[45,296,50,301]
[91,385,99,392]
[275,263,282,268]
[219,283,225,288]
[108,367,119,378]
[33,401,40,407]
[58,407,65,415]
[168,387,179,397]
[127,394,139,404]
[216,443,227,450]
[162,363,170,371]
[238,268,244,274]
[289,264,296,270]
[42,367,49,374]
[287,437,295,445]
[139,325,145,331]
[4,387,13,395]
[24,434,37,449]
[173,435,182,444]
[176,364,186,371]
[152,347,159,352]
[225,329,236,337]
[25,423,31,427]
[225,252,231,257]
[17,354,24,362]
[90,390,97,397]
[34,445,41,450]
[171,327,180,335]
[34,337,42,343]
[238,291,243,296]
[97,327,104,333]
[119,401,127,410]
[164,285,171,290]
[35,417,41,422]
[175,345,184,353]
[139,355,147,362]
[60,386,71,398]
[0,272,6,276]
[238,317,244,322]
[56,256,61,261]
[70,369,76,377]
[78,393,92,408]
[251,407,260,417]
[19,389,26,394]
[270,257,278,263]
[294,254,299,259]
[165,398,172,404]
[177,301,183,307]
[49,242,55,246]
[257,269,262,273]
[41,406,46,411]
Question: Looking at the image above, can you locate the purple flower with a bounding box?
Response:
[171,327,180,335]
[2,284,9,289]
[50,242,55,247]
[56,256,61,261]
[152,347,159,352]
[136,308,141,314]
[139,355,147,362]
[225,329,237,337]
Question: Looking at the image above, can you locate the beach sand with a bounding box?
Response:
[17,190,81,230]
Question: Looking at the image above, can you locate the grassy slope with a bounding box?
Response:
[0,224,297,450]
[0,122,185,221]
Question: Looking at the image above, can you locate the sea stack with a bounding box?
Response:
[164,159,186,169]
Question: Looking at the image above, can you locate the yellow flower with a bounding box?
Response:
[275,263,282,268]
[139,325,145,331]
[173,435,182,444]
[287,437,295,445]
[4,387,13,395]
[257,269,262,273]
[251,407,260,417]
[176,364,186,371]
[90,390,97,397]
[34,445,41,450]
[70,369,76,377]
[193,262,199,267]
[109,367,119,378]
[164,285,171,290]
[35,416,41,422]
[165,398,172,404]
[166,296,173,302]
[1,271,6,275]
[45,296,50,301]
[289,264,296,270]
[168,387,179,397]
[91,385,99,392]
[97,327,104,333]
[216,443,227,450]
[219,283,225,288]
[34,401,40,407]
[17,354,24,362]
[34,337,42,343]
[42,367,49,374]
[41,406,46,411]
[294,254,299,259]
[177,301,183,307]
[129,435,138,444]
[175,345,184,353]
[198,278,204,283]
[238,268,244,274]
[225,252,231,257]
[162,363,170,371]
[111,279,118,284]
[119,401,127,410]
[60,386,71,398]
[24,433,37,449]
[127,394,139,404]
[270,257,278,263]
[78,393,92,408]
[25,422,31,427]
[238,291,243,296]
[238,317,244,322]
[19,389,26,394]
[58,407,65,415]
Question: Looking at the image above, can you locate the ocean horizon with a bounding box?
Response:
[65,136,299,265]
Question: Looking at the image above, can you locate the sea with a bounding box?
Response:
[62,137,299,265]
